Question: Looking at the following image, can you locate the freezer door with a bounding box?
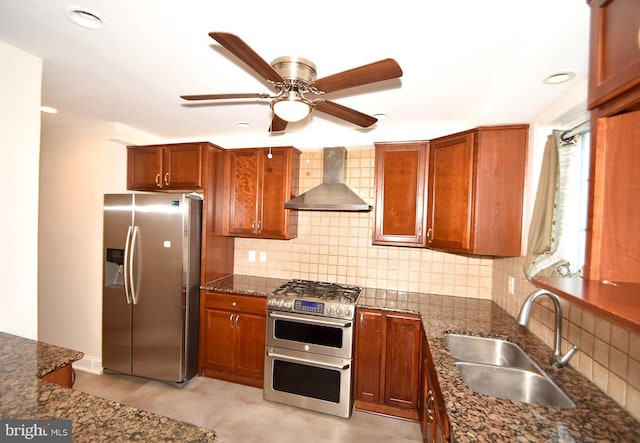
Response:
[131,194,198,382]
[102,194,134,374]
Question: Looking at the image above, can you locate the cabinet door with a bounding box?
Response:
[163,144,203,189]
[228,150,260,236]
[373,142,428,247]
[201,307,235,373]
[127,146,162,190]
[588,110,640,283]
[427,133,475,252]
[423,335,450,443]
[233,312,266,380]
[588,0,640,108]
[259,148,290,239]
[354,309,385,404]
[384,313,421,410]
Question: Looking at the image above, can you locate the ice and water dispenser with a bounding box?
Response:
[105,248,125,287]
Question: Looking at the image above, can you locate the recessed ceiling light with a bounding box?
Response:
[543,71,576,85]
[40,106,58,114]
[236,122,251,128]
[66,7,106,30]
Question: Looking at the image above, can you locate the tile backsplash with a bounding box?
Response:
[232,147,640,421]
[493,257,640,421]
[234,148,493,298]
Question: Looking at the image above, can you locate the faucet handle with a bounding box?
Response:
[554,344,579,368]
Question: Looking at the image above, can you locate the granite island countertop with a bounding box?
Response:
[204,275,640,442]
[0,332,216,442]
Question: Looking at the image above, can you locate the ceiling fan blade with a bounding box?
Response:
[312,58,403,94]
[180,93,270,101]
[314,100,378,128]
[209,32,285,84]
[269,114,288,132]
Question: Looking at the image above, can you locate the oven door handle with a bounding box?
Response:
[268,311,352,328]
[267,351,351,370]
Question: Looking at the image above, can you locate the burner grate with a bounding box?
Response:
[273,279,361,303]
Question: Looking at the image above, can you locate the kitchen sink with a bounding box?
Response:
[444,334,575,408]
[455,362,575,408]
[444,334,539,371]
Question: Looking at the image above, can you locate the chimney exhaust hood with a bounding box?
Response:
[285,147,372,212]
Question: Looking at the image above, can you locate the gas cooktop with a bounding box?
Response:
[268,279,362,319]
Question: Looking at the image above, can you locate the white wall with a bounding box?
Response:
[0,41,42,340]
[38,122,156,372]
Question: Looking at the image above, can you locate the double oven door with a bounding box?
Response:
[264,309,355,418]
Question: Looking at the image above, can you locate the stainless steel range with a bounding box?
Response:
[263,279,362,418]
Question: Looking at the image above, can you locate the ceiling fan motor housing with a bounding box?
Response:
[271,56,317,88]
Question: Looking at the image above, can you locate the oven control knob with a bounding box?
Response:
[335,308,342,316]
[327,306,335,316]
[344,309,352,318]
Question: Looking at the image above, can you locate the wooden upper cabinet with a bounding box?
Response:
[373,142,428,247]
[587,111,640,283]
[427,125,528,257]
[127,143,205,190]
[588,0,640,109]
[223,146,300,240]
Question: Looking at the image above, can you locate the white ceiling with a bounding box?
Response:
[0,0,591,149]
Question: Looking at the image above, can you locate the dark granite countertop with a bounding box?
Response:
[358,288,640,442]
[201,274,287,297]
[204,275,640,442]
[0,332,216,442]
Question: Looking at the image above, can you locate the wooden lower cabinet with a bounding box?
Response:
[199,291,266,388]
[354,308,421,420]
[421,332,450,443]
[41,363,74,388]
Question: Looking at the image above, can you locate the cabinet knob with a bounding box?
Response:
[155,173,161,187]
[426,227,433,244]
[164,172,170,186]
[232,301,237,306]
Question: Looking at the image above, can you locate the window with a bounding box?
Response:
[558,130,590,276]
[524,126,590,280]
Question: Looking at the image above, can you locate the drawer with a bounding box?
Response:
[202,291,266,314]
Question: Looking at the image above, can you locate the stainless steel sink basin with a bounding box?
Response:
[444,334,539,371]
[455,362,575,408]
[444,334,575,408]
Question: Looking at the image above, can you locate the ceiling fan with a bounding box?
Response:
[180,32,403,132]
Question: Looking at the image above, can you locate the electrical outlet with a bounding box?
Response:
[259,251,267,263]
[248,250,256,262]
[508,276,515,295]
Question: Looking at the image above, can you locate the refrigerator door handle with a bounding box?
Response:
[123,226,133,304]
[130,225,140,304]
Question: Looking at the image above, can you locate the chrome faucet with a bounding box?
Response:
[518,289,579,368]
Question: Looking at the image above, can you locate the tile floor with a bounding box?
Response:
[73,370,423,443]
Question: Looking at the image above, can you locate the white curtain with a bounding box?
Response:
[524,130,583,280]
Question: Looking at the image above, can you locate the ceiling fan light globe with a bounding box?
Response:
[272,99,311,122]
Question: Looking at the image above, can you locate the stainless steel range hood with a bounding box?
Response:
[285,147,372,211]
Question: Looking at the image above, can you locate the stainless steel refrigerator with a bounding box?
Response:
[102,193,202,385]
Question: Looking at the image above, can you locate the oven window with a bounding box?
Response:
[273,360,341,403]
[274,320,344,348]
